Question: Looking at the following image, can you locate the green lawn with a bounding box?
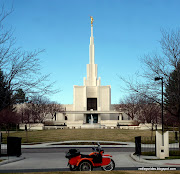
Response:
[1,129,176,144]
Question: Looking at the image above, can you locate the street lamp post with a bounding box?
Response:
[155,77,164,146]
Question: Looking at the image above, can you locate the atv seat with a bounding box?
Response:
[65,149,80,159]
[80,154,92,158]
[81,154,102,163]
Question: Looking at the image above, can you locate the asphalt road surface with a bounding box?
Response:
[0,147,164,173]
[1,147,180,173]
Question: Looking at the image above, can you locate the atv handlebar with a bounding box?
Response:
[92,147,101,152]
[92,142,101,152]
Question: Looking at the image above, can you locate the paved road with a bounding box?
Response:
[1,147,180,173]
[0,151,162,173]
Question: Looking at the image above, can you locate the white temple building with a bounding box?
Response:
[18,17,162,131]
[52,17,133,129]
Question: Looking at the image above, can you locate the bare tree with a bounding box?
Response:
[117,93,161,125]
[119,29,180,117]
[0,5,59,112]
[116,93,141,120]
[117,92,161,139]
[142,103,160,139]
[29,96,49,123]
[119,28,180,147]
[0,108,20,135]
[20,96,49,125]
[19,95,62,125]
[46,102,63,121]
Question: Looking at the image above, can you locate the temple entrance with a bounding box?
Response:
[87,98,97,110]
[86,114,98,123]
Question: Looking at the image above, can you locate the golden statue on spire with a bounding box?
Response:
[90,16,94,26]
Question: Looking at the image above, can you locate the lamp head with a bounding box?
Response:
[155,77,161,81]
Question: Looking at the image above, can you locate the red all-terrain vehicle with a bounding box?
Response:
[65,142,115,171]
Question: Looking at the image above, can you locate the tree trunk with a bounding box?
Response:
[151,123,154,141]
[7,127,9,136]
[26,130,28,143]
[179,125,180,150]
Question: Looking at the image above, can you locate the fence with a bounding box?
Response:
[169,131,180,156]
[139,131,180,156]
[141,136,156,155]
[0,133,7,156]
[0,143,7,156]
[0,136,22,157]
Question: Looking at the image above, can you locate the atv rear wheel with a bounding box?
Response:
[69,164,77,171]
[79,161,92,171]
[101,159,115,171]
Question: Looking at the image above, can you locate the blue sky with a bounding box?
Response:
[2,0,180,104]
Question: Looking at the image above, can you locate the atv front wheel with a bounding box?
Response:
[79,161,92,171]
[101,159,115,171]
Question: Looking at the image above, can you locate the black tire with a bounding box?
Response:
[69,164,77,171]
[101,159,115,171]
[79,161,93,171]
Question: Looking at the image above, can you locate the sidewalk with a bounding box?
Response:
[131,153,180,167]
[1,140,178,148]
[1,140,135,148]
[0,156,25,166]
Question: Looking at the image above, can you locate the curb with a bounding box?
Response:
[130,153,162,166]
[0,156,25,166]
[130,153,147,163]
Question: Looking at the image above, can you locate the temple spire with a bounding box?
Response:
[84,16,101,86]
[90,16,94,37]
[89,16,94,64]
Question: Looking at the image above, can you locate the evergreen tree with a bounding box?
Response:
[0,70,11,111]
[13,88,27,104]
[164,62,180,149]
[165,62,180,120]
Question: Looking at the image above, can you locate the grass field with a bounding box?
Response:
[1,129,176,143]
